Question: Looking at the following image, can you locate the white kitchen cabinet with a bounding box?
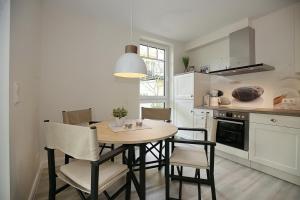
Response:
[249,113,300,176]
[194,109,213,140]
[294,2,300,73]
[174,73,194,100]
[174,99,194,139]
[174,72,210,139]
[174,72,210,106]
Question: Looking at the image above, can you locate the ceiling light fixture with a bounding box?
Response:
[113,0,147,78]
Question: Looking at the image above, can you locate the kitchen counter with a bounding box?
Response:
[196,106,300,117]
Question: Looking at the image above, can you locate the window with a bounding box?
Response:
[139,43,168,109]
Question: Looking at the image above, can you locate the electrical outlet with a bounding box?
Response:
[282,98,296,105]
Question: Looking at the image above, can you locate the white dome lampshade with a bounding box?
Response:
[113,45,147,78]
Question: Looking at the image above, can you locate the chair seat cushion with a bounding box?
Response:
[170,146,209,169]
[59,160,128,193]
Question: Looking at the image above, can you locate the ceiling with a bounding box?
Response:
[59,0,299,42]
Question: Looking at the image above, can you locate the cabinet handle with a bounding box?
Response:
[270,119,277,123]
[190,110,194,113]
[190,95,194,98]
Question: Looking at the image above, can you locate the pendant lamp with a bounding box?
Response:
[113,0,147,78]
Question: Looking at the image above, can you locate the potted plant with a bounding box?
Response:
[182,56,189,72]
[113,107,128,126]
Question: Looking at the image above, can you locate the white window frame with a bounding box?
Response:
[139,41,169,108]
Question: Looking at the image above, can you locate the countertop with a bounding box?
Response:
[195,106,300,117]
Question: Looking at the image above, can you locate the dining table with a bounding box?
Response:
[95,119,178,200]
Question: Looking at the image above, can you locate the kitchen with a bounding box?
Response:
[2,0,300,199]
[174,2,300,188]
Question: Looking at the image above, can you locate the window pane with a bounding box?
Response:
[140,45,147,57]
[140,58,165,97]
[157,49,165,60]
[148,47,157,59]
[140,103,165,109]
[140,79,164,96]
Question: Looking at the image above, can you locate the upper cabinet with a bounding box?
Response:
[295,3,300,74]
[174,72,210,107]
[174,73,194,100]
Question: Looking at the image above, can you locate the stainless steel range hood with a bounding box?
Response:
[210,27,274,76]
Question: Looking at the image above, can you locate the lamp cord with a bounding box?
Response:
[130,0,133,42]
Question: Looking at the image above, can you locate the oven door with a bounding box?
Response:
[216,118,245,150]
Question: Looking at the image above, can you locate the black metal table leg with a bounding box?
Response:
[126,145,133,200]
[139,143,146,200]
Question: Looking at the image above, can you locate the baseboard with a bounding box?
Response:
[251,162,300,186]
[28,157,65,200]
[216,149,251,167]
[28,162,43,200]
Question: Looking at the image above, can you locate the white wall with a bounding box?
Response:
[39,0,185,157]
[9,0,42,199]
[187,3,300,108]
[0,0,11,199]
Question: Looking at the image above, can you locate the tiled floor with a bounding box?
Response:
[34,155,300,200]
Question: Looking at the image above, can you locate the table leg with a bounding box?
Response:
[126,145,133,200]
[165,139,170,199]
[139,143,146,200]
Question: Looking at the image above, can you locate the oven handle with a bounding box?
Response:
[216,118,244,125]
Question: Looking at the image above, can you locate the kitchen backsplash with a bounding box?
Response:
[210,72,300,109]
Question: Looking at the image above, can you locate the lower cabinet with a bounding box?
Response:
[174,100,194,139]
[194,109,213,141]
[249,114,300,176]
[174,106,213,140]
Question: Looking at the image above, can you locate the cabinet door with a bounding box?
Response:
[194,109,214,140]
[174,73,194,100]
[249,123,300,176]
[194,113,206,140]
[174,100,194,139]
[295,3,300,73]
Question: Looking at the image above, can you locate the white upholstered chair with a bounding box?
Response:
[62,108,114,160]
[133,107,171,170]
[165,119,217,200]
[44,121,131,200]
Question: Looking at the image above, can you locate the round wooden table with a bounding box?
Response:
[95,119,177,200]
[96,119,178,144]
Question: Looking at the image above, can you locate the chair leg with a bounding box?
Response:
[210,173,216,200]
[111,144,115,162]
[177,166,183,200]
[47,149,56,200]
[197,169,201,200]
[158,140,163,170]
[90,163,99,200]
[171,165,174,176]
[194,169,198,178]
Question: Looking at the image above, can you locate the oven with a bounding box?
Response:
[214,110,249,151]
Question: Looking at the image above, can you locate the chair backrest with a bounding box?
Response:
[44,121,99,161]
[62,108,92,125]
[141,107,171,121]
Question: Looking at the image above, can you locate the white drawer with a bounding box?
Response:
[250,113,300,129]
[194,109,213,117]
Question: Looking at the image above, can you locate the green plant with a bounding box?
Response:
[113,107,128,119]
[182,56,189,71]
